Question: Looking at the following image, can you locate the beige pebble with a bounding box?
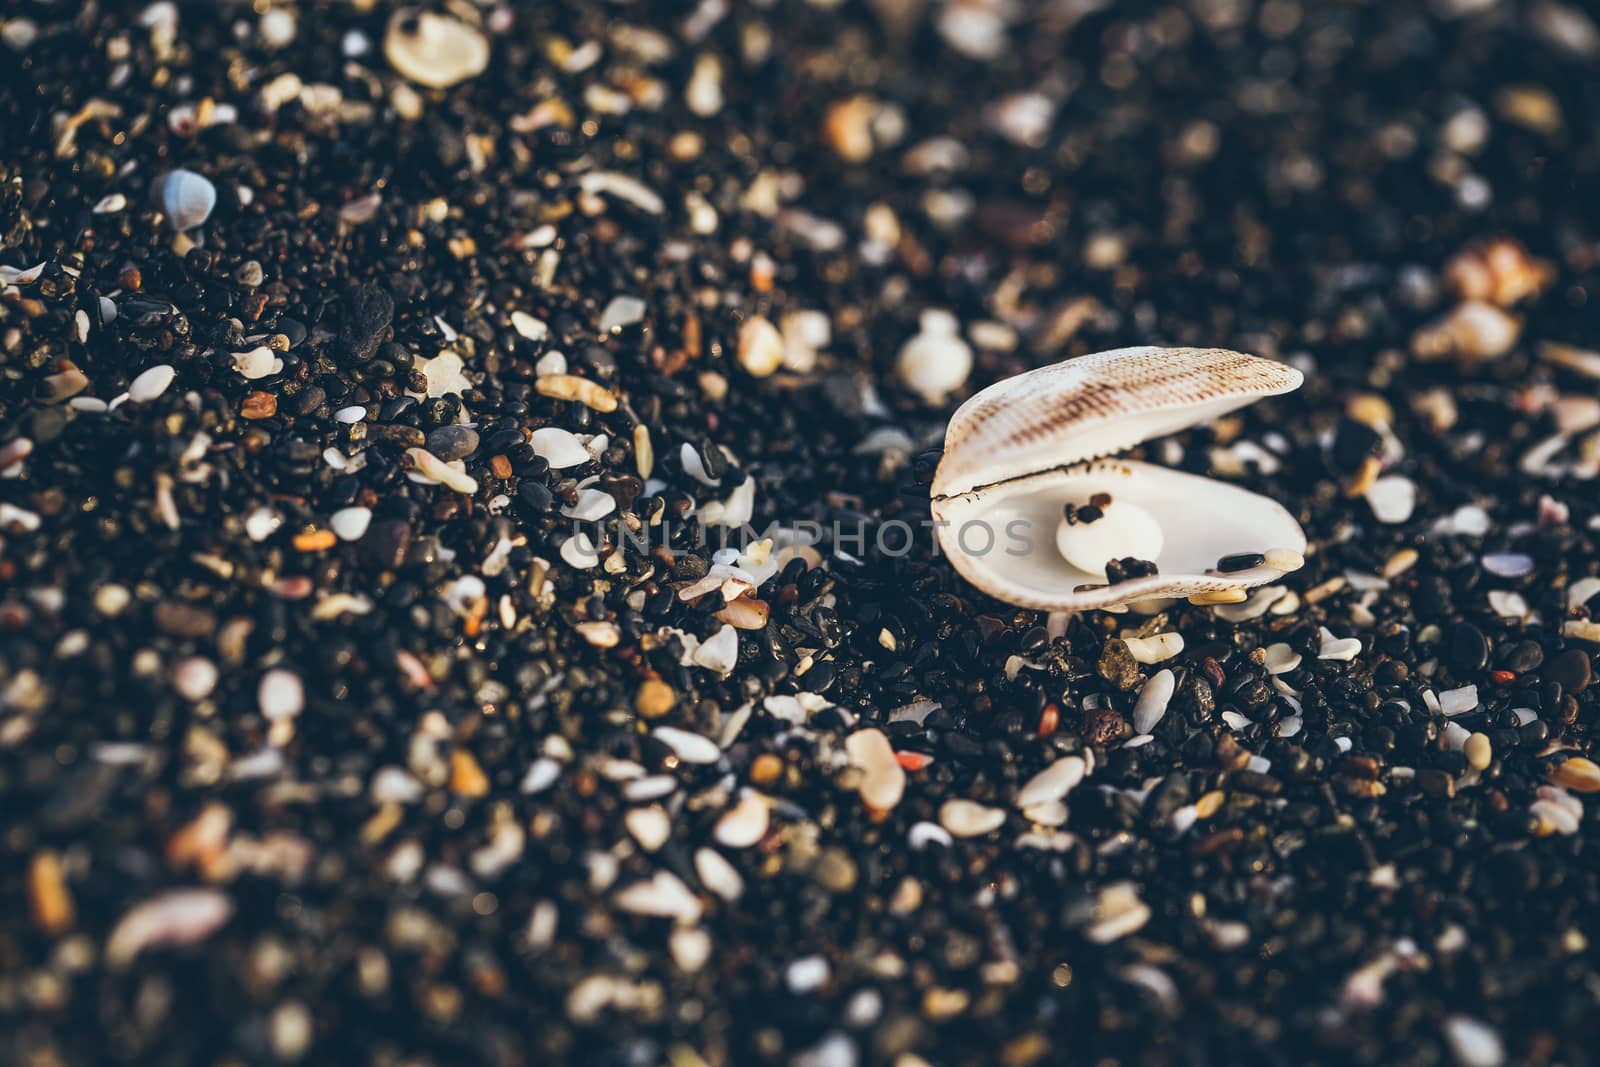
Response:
[845,728,906,813]
[1382,548,1420,579]
[1552,757,1600,794]
[737,315,784,378]
[1189,588,1248,605]
[536,374,619,412]
[1465,732,1493,772]
[635,679,675,719]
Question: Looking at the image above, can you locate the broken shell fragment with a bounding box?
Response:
[928,347,1307,611]
[384,9,489,90]
[158,168,216,231]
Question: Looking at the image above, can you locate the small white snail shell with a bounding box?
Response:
[158,169,216,232]
[897,309,973,404]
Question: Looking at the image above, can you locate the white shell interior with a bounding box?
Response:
[930,460,1306,611]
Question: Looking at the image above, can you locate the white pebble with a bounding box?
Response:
[1366,475,1416,524]
[127,364,176,403]
[258,669,303,720]
[1124,632,1184,664]
[694,847,744,901]
[334,405,366,424]
[786,956,830,994]
[625,807,671,852]
[1488,590,1528,618]
[599,295,647,333]
[1132,669,1176,734]
[560,488,617,522]
[1567,576,1600,610]
[560,533,599,569]
[613,870,701,921]
[698,476,755,528]
[106,888,233,969]
[844,728,905,811]
[173,657,218,701]
[737,315,785,378]
[530,427,591,469]
[1439,685,1479,716]
[652,726,721,765]
[1318,626,1362,661]
[1482,552,1534,578]
[670,926,712,973]
[329,506,371,541]
[691,624,739,674]
[1451,505,1492,537]
[520,758,562,794]
[1083,883,1151,944]
[1016,755,1086,810]
[1265,643,1302,674]
[714,790,769,848]
[232,346,282,380]
[939,798,1006,838]
[578,171,664,215]
[245,507,282,542]
[511,310,549,341]
[1443,1015,1504,1067]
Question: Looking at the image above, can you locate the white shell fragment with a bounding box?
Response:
[232,346,283,380]
[1132,669,1176,734]
[530,427,591,469]
[106,888,234,969]
[158,169,216,231]
[929,347,1307,611]
[127,364,176,403]
[384,9,489,89]
[845,728,905,812]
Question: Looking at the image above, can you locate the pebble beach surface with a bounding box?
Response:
[3,2,1600,1065]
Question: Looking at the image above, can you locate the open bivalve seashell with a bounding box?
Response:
[929,346,1307,612]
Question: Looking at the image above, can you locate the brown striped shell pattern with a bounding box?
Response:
[928,347,1308,612]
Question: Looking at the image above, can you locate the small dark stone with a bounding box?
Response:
[152,601,217,638]
[1081,705,1127,747]
[517,480,553,511]
[1548,649,1592,694]
[1215,552,1265,573]
[1414,768,1456,798]
[426,425,480,462]
[291,386,325,416]
[363,518,413,570]
[1446,621,1489,674]
[338,282,395,364]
